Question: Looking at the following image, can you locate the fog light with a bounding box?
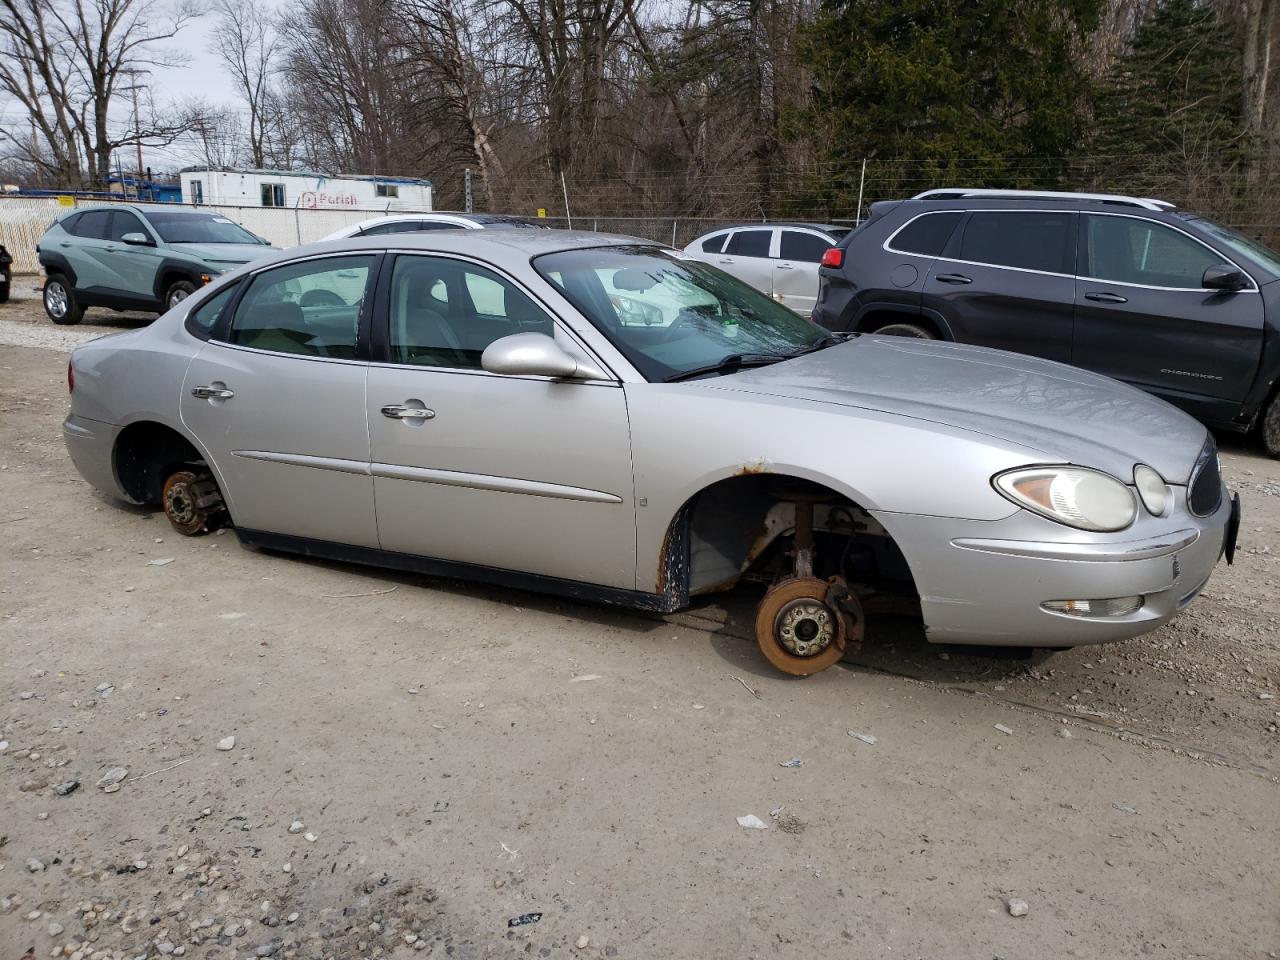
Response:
[1042,596,1143,618]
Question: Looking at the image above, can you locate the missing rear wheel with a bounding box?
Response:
[162,468,226,536]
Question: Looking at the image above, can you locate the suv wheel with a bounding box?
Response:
[1261,393,1280,458]
[44,275,83,325]
[873,322,935,339]
[164,279,197,310]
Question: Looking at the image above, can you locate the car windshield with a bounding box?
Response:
[147,212,261,245]
[534,245,828,381]
[1180,215,1280,274]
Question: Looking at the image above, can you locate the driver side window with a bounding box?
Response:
[226,255,374,358]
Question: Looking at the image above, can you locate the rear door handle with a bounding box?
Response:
[718,258,733,265]
[1085,291,1128,304]
[191,386,234,400]
[935,273,972,284]
[381,404,436,421]
[776,263,794,270]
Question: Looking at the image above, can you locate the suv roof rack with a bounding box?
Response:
[912,188,1176,212]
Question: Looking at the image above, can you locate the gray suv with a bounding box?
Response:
[37,205,274,325]
[813,189,1280,455]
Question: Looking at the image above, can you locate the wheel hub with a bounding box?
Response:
[46,285,67,316]
[165,482,196,525]
[775,598,835,657]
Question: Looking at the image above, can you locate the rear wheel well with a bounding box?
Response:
[113,421,203,504]
[666,474,919,602]
[856,310,946,339]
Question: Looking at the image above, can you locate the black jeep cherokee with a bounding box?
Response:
[813,189,1280,455]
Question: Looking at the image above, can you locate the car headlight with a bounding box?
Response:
[993,466,1137,532]
[1133,464,1168,516]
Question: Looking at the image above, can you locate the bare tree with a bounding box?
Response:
[0,0,205,187]
[211,0,279,166]
[394,0,507,205]
[179,97,245,167]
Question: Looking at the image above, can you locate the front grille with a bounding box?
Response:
[1188,438,1222,517]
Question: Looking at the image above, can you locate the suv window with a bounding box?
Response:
[888,212,963,256]
[388,255,553,369]
[700,233,729,254]
[1083,215,1231,289]
[958,212,1075,273]
[107,211,148,243]
[226,255,373,358]
[726,229,772,258]
[72,210,112,240]
[779,230,831,263]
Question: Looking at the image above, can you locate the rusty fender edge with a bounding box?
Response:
[236,528,685,614]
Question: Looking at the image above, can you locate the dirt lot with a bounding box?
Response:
[2,289,1278,960]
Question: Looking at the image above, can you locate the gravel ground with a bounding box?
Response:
[1,293,1278,960]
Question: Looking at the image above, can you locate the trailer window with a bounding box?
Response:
[261,183,285,207]
[376,184,400,199]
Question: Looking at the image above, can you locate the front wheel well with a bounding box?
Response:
[113,421,204,504]
[665,473,919,602]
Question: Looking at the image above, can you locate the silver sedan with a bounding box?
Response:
[64,231,1240,675]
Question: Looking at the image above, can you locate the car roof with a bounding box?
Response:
[696,222,848,236]
[269,229,654,264]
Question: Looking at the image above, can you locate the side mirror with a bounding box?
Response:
[481,332,609,380]
[120,232,153,246]
[1202,264,1246,291]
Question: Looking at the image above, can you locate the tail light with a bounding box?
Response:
[820,247,844,269]
[67,360,74,393]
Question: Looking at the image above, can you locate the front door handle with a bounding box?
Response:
[381,404,436,421]
[935,273,972,284]
[1085,291,1128,304]
[718,258,733,265]
[191,385,234,400]
[776,263,794,270]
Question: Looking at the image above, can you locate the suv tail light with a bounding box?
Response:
[820,248,844,269]
[67,360,74,393]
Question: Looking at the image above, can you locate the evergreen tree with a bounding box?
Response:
[792,0,1103,209]
[1090,0,1247,199]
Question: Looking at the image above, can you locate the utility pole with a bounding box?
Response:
[132,84,144,198]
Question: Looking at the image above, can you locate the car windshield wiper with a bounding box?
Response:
[664,353,786,382]
[783,334,845,358]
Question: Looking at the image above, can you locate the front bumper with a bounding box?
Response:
[874,486,1236,647]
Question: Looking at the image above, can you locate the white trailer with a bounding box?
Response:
[179,168,433,212]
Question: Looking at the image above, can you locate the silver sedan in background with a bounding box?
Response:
[64,231,1238,676]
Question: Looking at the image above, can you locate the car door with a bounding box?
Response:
[365,253,637,589]
[180,253,381,547]
[65,209,114,293]
[713,228,777,299]
[103,210,162,300]
[774,230,833,314]
[921,210,1077,362]
[1073,213,1265,414]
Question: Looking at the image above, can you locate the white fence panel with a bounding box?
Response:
[0,197,393,274]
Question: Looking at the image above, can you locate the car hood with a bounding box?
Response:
[170,242,276,265]
[712,336,1209,483]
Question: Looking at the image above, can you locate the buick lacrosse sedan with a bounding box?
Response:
[64,231,1240,675]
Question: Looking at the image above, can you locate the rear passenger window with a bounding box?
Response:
[888,212,962,256]
[700,233,729,254]
[726,229,772,258]
[187,282,240,338]
[958,212,1075,273]
[226,255,374,358]
[72,210,112,240]
[779,231,832,263]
